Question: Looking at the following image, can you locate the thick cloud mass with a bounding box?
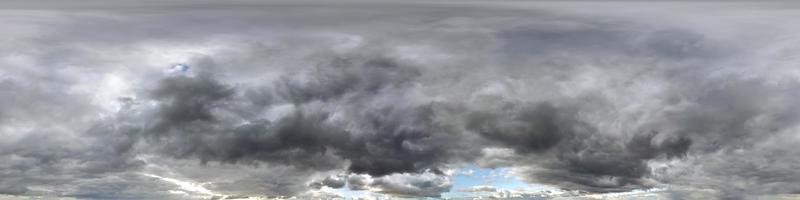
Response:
[2,1,800,199]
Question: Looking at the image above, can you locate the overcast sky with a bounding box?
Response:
[2,1,800,200]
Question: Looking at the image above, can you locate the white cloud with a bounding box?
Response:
[142,173,219,198]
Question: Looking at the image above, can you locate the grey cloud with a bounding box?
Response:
[64,173,179,200]
[309,175,346,189]
[459,185,497,193]
[465,100,691,192]
[275,56,421,104]
[346,174,371,191]
[3,1,800,199]
[368,173,452,198]
[339,172,452,198]
[467,102,570,154]
[138,61,454,174]
[0,184,28,196]
[147,74,236,133]
[497,20,723,60]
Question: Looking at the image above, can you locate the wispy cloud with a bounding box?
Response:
[142,173,218,197]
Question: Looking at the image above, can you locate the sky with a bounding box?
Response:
[2,1,800,199]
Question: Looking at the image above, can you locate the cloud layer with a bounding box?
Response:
[2,1,800,199]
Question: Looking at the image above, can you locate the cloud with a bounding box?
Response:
[345,172,452,198]
[459,185,497,193]
[2,1,800,199]
[309,175,346,189]
[346,174,372,191]
[143,174,218,197]
[0,184,28,196]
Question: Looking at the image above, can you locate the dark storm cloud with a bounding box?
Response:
[3,1,800,199]
[465,101,658,192]
[141,75,347,171]
[148,74,235,133]
[467,102,570,154]
[467,102,691,192]
[454,8,797,194]
[137,53,473,181]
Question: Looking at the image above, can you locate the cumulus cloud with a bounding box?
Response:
[309,175,346,189]
[460,185,497,193]
[2,1,800,199]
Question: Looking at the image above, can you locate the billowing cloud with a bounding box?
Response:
[460,185,497,193]
[2,1,800,199]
